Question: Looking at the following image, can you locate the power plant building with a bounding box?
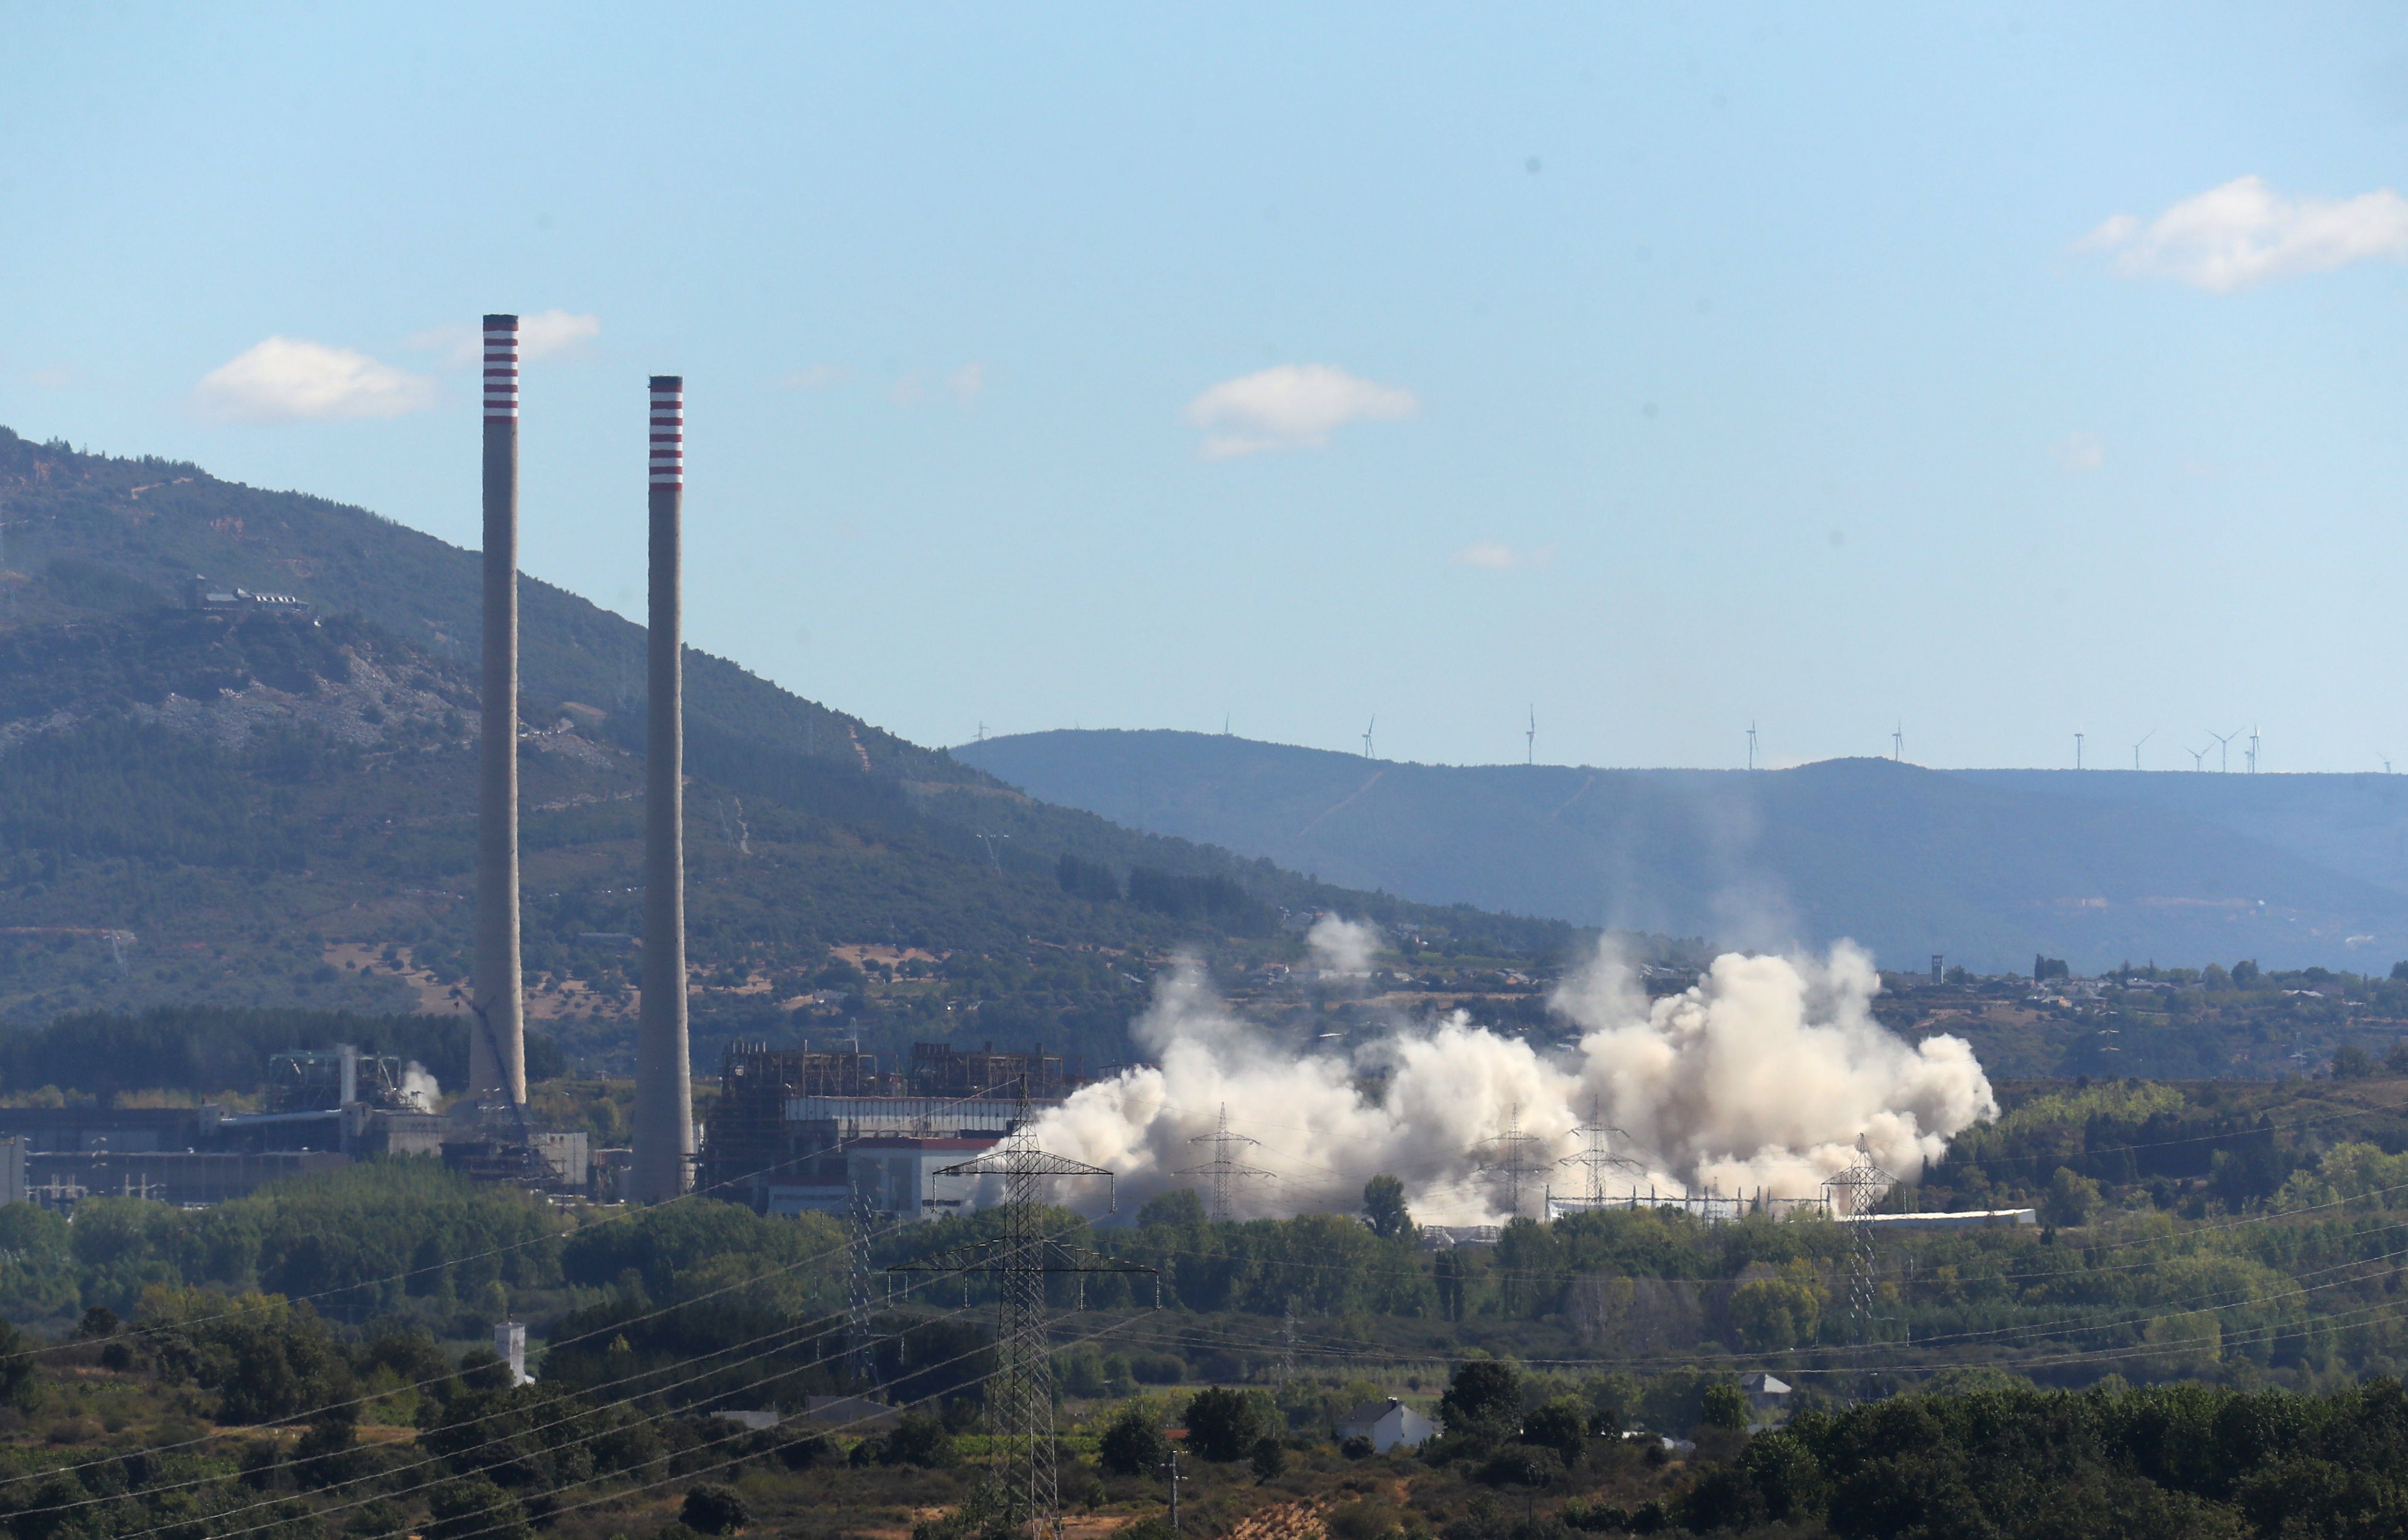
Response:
[702,1041,1086,1219]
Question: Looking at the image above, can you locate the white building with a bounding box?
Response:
[1336,1399,1436,1453]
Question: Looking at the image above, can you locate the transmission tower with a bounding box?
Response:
[1821,1134,1896,1380]
[887,1089,1156,1540]
[846,1177,880,1387]
[1554,1100,1642,1211]
[1471,1104,1548,1219]
[1175,1102,1276,1220]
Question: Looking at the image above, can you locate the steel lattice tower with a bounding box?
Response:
[846,1178,879,1387]
[1175,1102,1276,1221]
[1822,1134,1896,1369]
[1472,1103,1548,1219]
[1555,1098,1642,1210]
[890,1089,1153,1540]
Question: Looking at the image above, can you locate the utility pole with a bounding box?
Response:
[1175,1102,1275,1221]
[1164,1446,1184,1532]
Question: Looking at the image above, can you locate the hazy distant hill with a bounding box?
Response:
[955,729,2408,974]
[0,428,1590,1069]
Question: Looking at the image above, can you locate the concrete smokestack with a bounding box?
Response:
[472,314,527,1107]
[632,375,693,1200]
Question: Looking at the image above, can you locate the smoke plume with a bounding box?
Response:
[1306,913,1380,976]
[400,1062,441,1113]
[1029,937,1996,1224]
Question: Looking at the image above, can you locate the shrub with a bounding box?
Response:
[682,1483,752,1535]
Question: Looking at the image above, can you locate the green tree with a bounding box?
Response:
[1522,1396,1589,1468]
[1440,1360,1522,1435]
[682,1484,752,1535]
[2043,1167,2104,1228]
[1700,1383,1750,1432]
[1363,1175,1413,1240]
[1184,1387,1273,1463]
[2334,1045,2376,1080]
[1099,1403,1170,1476]
[425,1479,531,1540]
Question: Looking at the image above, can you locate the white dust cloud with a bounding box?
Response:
[1307,914,1380,976]
[1028,935,1996,1224]
[400,1062,441,1113]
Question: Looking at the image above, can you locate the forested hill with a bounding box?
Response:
[0,429,1601,1071]
[955,729,2408,975]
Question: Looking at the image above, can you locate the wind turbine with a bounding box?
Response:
[1526,707,1536,766]
[2074,732,2084,770]
[2132,728,2155,771]
[2247,727,2261,774]
[1362,717,1375,759]
[2381,751,2394,775]
[1892,721,1904,762]
[2209,728,2239,773]
[2186,744,2208,771]
[1747,721,1758,771]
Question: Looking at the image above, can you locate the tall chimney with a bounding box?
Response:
[472,314,527,1107]
[633,375,693,1200]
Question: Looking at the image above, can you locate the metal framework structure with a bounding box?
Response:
[1822,1134,1897,1365]
[1471,1103,1548,1219]
[1175,1102,1275,1221]
[886,1094,1155,1540]
[1551,1099,1642,1210]
[847,1178,880,1387]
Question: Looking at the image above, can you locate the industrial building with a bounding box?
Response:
[700,1040,1086,1218]
[0,1041,599,1210]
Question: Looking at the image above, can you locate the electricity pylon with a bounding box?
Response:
[846,1178,880,1387]
[1175,1102,1276,1220]
[1471,1103,1548,1219]
[1554,1099,1642,1211]
[1822,1134,1896,1381]
[887,1088,1156,1540]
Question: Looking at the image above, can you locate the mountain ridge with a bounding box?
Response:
[953,728,2408,973]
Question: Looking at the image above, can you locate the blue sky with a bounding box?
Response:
[5,4,2408,772]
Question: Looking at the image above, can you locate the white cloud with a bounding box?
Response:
[948,361,985,405]
[405,309,601,365]
[2078,175,2408,292]
[518,309,600,358]
[2055,432,2104,472]
[1185,363,1416,459]
[1449,541,1556,570]
[192,337,436,422]
[778,364,849,391]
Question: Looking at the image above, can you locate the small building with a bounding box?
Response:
[0,1137,23,1206]
[1336,1399,1435,1453]
[1740,1372,1790,1412]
